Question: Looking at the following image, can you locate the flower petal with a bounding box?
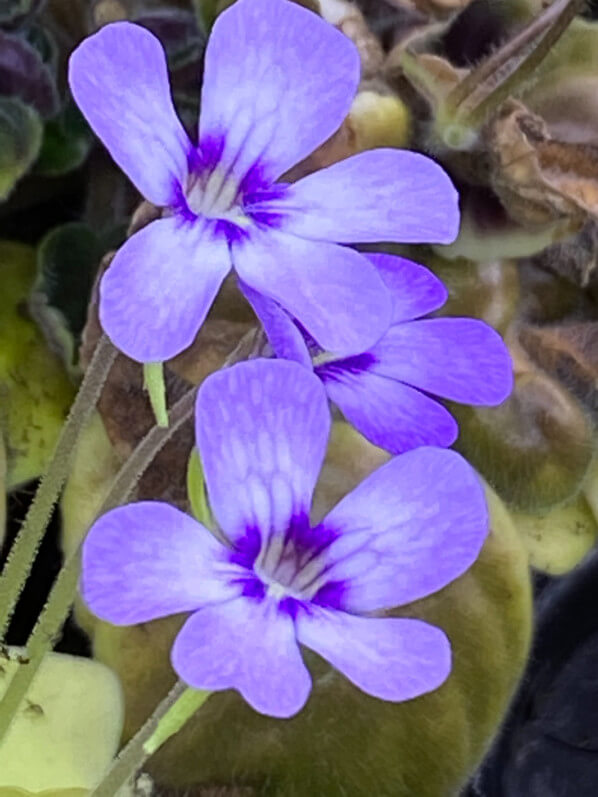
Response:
[296,608,451,702]
[233,228,392,356]
[81,502,241,625]
[199,0,359,184]
[370,318,513,404]
[239,280,312,367]
[195,359,330,547]
[319,364,458,454]
[367,253,448,323]
[172,597,311,717]
[266,149,459,244]
[69,22,190,206]
[99,217,231,363]
[315,447,488,612]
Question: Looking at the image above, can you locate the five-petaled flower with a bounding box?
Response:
[242,253,513,454]
[69,0,459,364]
[82,359,489,718]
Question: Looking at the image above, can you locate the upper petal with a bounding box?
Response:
[367,253,448,324]
[239,280,312,368]
[262,149,460,244]
[99,217,232,363]
[172,596,312,718]
[296,608,451,702]
[69,22,190,206]
[199,0,359,184]
[81,502,242,625]
[195,359,330,548]
[233,228,392,356]
[370,318,514,405]
[319,364,458,454]
[315,447,488,612]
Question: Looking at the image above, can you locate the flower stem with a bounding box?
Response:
[92,682,210,797]
[91,681,211,797]
[0,386,197,743]
[0,334,117,640]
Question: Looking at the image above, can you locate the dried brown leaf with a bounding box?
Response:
[488,99,598,225]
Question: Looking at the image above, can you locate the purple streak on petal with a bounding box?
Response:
[199,0,359,185]
[317,447,488,612]
[263,149,459,244]
[296,608,451,702]
[68,22,190,206]
[171,596,312,718]
[232,228,392,356]
[99,216,231,362]
[195,359,330,547]
[320,366,458,454]
[370,318,514,405]
[315,352,377,379]
[239,281,312,367]
[367,253,448,323]
[81,502,243,625]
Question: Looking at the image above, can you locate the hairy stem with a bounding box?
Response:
[92,682,210,797]
[0,386,197,742]
[0,335,117,639]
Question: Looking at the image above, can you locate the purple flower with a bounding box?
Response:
[242,253,513,454]
[68,0,459,364]
[82,359,488,718]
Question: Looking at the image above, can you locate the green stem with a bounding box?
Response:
[92,682,210,797]
[91,680,193,797]
[446,0,583,124]
[0,386,197,743]
[0,334,117,640]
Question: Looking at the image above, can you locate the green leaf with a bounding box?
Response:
[0,650,123,792]
[0,240,75,488]
[31,223,102,371]
[34,103,93,177]
[0,30,59,119]
[186,448,213,528]
[0,98,42,202]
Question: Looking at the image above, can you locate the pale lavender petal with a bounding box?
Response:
[99,217,231,363]
[69,22,190,206]
[239,281,312,368]
[315,447,488,612]
[370,318,513,405]
[195,360,330,547]
[81,502,242,625]
[172,597,311,717]
[296,608,451,702]
[262,149,459,243]
[199,0,359,184]
[319,363,458,454]
[367,253,448,323]
[233,228,392,356]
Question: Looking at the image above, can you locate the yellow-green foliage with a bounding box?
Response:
[0,651,123,792]
[0,241,74,489]
[72,423,532,797]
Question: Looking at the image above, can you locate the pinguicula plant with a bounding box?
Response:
[82,359,488,720]
[67,0,459,363]
[0,0,524,792]
[243,252,513,453]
